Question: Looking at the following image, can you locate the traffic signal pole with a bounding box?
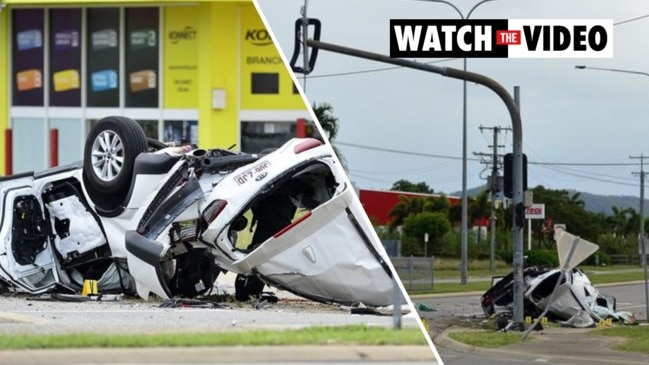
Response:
[305,39,526,330]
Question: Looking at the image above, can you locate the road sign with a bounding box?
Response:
[525,203,545,219]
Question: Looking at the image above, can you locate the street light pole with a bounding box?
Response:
[417,0,500,285]
[575,64,649,323]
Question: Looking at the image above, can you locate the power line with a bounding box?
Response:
[615,14,649,26]
[307,58,460,79]
[532,164,637,188]
[336,141,476,161]
[337,141,642,167]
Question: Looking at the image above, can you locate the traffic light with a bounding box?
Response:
[503,153,527,198]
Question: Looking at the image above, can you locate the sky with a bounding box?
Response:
[255,0,649,199]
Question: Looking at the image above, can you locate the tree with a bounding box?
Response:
[389,195,426,231]
[469,190,491,223]
[529,186,606,245]
[311,102,346,169]
[390,179,433,194]
[312,102,339,140]
[402,211,451,256]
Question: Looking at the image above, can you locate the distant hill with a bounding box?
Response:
[569,191,645,216]
[450,185,647,216]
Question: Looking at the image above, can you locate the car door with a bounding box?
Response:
[231,187,395,307]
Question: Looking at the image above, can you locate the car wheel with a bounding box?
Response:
[83,116,148,195]
[234,274,265,301]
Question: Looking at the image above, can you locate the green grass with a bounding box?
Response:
[581,265,640,272]
[0,325,427,350]
[587,271,647,285]
[432,268,512,279]
[407,261,647,295]
[591,326,649,354]
[448,330,528,348]
[410,281,491,295]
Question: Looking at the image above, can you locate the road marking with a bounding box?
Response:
[618,304,645,310]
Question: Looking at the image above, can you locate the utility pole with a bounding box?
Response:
[630,154,649,323]
[475,125,511,271]
[631,155,648,267]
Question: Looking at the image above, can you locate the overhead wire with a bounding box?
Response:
[336,141,641,188]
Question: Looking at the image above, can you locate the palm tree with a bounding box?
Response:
[312,102,346,168]
[389,195,425,231]
[312,102,339,140]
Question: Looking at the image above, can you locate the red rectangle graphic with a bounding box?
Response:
[496,30,521,45]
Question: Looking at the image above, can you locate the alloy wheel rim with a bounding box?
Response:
[91,130,124,182]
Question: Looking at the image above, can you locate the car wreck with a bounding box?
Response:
[481,230,636,327]
[0,116,395,307]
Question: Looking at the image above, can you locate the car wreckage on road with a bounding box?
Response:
[0,116,394,306]
[481,230,635,327]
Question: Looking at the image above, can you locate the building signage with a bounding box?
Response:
[50,9,81,106]
[525,203,546,219]
[12,9,44,106]
[163,7,199,108]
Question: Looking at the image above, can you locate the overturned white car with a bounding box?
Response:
[482,230,634,326]
[0,116,394,306]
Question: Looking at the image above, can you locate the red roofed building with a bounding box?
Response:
[357,188,490,228]
[357,188,460,226]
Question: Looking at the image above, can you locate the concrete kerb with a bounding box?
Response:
[434,323,649,365]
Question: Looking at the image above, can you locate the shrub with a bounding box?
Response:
[525,250,559,267]
[497,250,513,264]
[587,251,612,266]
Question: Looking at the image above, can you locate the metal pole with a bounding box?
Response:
[636,156,649,322]
[392,275,402,329]
[300,1,309,88]
[461,56,468,284]
[630,154,649,322]
[306,39,524,326]
[424,232,429,257]
[431,255,435,291]
[512,85,525,329]
[528,218,532,251]
[641,166,645,268]
[489,126,498,271]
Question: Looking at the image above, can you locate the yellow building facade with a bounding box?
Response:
[0,0,310,174]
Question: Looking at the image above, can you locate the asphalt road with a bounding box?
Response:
[0,295,421,334]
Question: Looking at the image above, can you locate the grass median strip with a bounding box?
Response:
[0,325,427,350]
[408,265,646,295]
[591,326,649,354]
[447,330,528,348]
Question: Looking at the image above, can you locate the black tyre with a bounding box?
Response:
[83,116,148,195]
[234,274,265,301]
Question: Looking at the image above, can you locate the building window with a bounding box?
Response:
[86,8,120,107]
[251,72,278,94]
[241,121,295,153]
[49,9,82,107]
[125,7,160,107]
[12,8,45,106]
